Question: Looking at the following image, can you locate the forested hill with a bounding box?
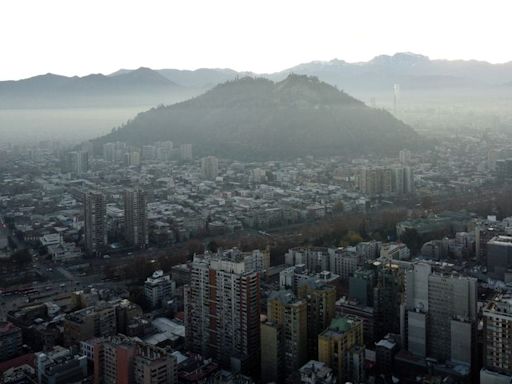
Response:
[96,74,422,160]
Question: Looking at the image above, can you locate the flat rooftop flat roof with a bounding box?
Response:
[488,235,512,246]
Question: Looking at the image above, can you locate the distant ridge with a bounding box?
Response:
[0,67,196,108]
[95,74,422,160]
[4,52,512,108]
[274,52,512,91]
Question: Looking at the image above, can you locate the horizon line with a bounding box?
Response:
[2,52,512,82]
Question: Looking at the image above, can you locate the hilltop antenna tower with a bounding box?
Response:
[393,84,400,115]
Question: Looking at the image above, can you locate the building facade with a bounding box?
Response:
[144,270,176,309]
[201,156,219,179]
[482,295,512,377]
[124,188,148,248]
[261,290,308,383]
[185,254,261,375]
[402,262,477,369]
[84,191,107,257]
[297,280,336,361]
[0,321,22,362]
[318,316,365,384]
[36,346,88,384]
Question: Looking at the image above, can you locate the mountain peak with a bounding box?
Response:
[370,52,430,65]
[199,75,361,108]
[133,66,155,73]
[393,52,429,60]
[279,73,319,83]
[274,74,362,105]
[119,67,177,86]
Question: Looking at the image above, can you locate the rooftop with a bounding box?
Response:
[320,315,361,338]
[488,235,512,246]
[0,321,20,334]
[268,289,297,305]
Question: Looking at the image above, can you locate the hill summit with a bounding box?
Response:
[97,74,421,159]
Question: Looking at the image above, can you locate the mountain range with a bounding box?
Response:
[95,74,422,160]
[276,52,512,92]
[3,52,512,109]
[0,67,197,108]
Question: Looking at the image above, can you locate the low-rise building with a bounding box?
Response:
[299,360,336,384]
[35,346,88,384]
[144,270,176,309]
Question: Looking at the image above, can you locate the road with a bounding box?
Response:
[0,254,132,321]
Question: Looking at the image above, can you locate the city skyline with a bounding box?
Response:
[2,2,512,383]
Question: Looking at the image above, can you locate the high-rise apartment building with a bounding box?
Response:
[297,280,336,360]
[155,141,174,162]
[220,248,270,273]
[201,156,219,180]
[318,316,365,384]
[84,191,107,257]
[260,322,281,384]
[373,265,403,342]
[124,189,148,248]
[359,166,414,196]
[64,150,89,174]
[123,151,141,166]
[399,149,412,165]
[428,273,476,365]
[103,142,127,163]
[285,247,330,271]
[482,295,512,378]
[349,268,377,307]
[179,144,193,161]
[402,262,477,368]
[261,290,308,383]
[142,145,157,161]
[329,249,359,279]
[185,254,260,375]
[347,261,403,344]
[103,142,117,162]
[359,167,381,196]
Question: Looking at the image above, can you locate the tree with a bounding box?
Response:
[340,231,363,247]
[128,287,150,311]
[421,195,433,210]
[333,201,344,213]
[103,264,116,280]
[207,240,219,253]
[400,228,422,254]
[123,256,157,282]
[186,240,205,258]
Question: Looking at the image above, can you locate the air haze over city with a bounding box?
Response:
[1,1,512,384]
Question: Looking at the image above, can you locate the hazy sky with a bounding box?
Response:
[2,0,512,80]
